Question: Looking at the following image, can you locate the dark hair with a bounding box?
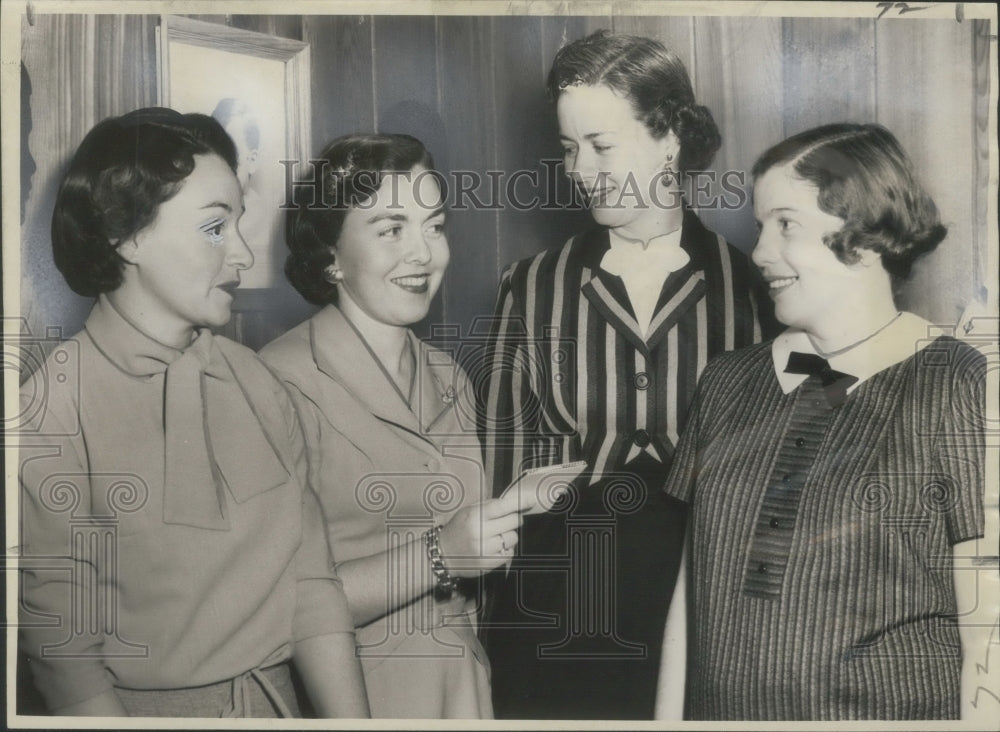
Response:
[51,107,238,296]
[546,29,721,174]
[284,133,435,306]
[212,98,261,150]
[751,123,946,281]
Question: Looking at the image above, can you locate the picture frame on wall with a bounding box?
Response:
[157,15,310,299]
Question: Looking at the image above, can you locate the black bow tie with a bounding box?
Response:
[784,351,859,407]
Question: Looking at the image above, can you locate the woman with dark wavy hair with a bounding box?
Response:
[664,123,986,720]
[260,133,564,718]
[478,30,772,719]
[19,108,369,718]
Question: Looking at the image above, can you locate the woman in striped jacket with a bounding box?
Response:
[478,30,771,720]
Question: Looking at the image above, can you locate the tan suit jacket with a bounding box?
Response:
[260,305,492,719]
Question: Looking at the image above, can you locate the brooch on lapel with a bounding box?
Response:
[429,371,456,405]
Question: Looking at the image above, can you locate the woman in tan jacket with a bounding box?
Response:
[260,133,567,718]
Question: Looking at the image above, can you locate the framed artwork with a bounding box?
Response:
[157,15,311,291]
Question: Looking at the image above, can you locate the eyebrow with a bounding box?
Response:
[200,202,233,213]
[559,132,614,142]
[366,207,446,225]
[366,212,407,225]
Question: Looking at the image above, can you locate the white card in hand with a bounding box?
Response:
[500,460,588,515]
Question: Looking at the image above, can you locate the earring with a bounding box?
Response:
[323,265,343,284]
[661,155,677,186]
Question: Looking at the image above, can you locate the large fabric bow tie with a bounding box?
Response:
[162,330,288,530]
[784,351,859,408]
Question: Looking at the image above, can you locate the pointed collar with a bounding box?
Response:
[578,208,711,353]
[772,311,934,395]
[575,207,711,275]
[607,225,684,254]
[308,305,453,439]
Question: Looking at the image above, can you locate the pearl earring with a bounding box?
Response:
[324,265,343,284]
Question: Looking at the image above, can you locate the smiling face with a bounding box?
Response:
[333,165,449,329]
[557,83,677,239]
[752,163,871,335]
[122,153,251,345]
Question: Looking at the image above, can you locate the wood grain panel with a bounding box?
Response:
[876,18,976,324]
[434,16,497,335]
[493,16,591,274]
[20,15,97,341]
[304,15,375,143]
[227,15,303,39]
[782,17,876,136]
[372,15,438,134]
[541,14,599,73]
[612,15,696,81]
[367,15,442,335]
[94,15,158,119]
[693,15,784,253]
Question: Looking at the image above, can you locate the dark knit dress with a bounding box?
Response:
[664,336,985,720]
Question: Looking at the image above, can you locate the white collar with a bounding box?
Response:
[607,226,684,252]
[772,311,934,395]
[601,227,688,279]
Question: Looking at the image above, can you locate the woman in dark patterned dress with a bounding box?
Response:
[665,123,988,720]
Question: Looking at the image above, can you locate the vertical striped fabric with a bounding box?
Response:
[478,210,770,495]
[664,337,986,720]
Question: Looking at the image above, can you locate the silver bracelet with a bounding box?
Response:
[423,525,457,595]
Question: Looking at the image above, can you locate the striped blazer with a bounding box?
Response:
[478,210,772,494]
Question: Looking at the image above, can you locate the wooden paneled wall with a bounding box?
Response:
[20,13,990,351]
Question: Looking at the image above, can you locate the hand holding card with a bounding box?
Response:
[499,460,588,515]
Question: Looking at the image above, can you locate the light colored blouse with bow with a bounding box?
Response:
[18,297,354,711]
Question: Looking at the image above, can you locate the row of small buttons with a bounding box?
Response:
[759,471,796,573]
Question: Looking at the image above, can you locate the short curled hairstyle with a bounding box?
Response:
[546,29,721,174]
[751,123,947,281]
[51,107,238,296]
[284,133,434,306]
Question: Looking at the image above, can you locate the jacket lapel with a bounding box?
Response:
[412,334,461,438]
[309,306,428,442]
[578,227,651,354]
[644,269,707,349]
[578,212,712,353]
[644,209,712,350]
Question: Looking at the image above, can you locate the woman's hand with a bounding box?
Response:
[437,464,579,577]
[437,489,527,576]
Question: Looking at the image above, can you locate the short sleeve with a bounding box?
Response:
[935,344,986,545]
[663,376,708,504]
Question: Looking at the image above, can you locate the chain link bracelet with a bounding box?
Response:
[423,524,457,596]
